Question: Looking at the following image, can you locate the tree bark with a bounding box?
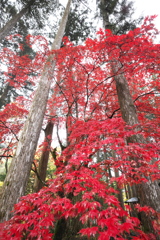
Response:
[113,61,160,238]
[0,83,11,109]
[99,0,160,237]
[0,0,36,43]
[33,121,54,192]
[0,0,72,223]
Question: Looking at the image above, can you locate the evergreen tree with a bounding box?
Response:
[98,0,160,237]
[0,0,60,43]
[0,0,72,222]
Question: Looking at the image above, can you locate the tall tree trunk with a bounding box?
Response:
[113,62,160,236]
[99,0,160,237]
[0,0,72,223]
[0,84,11,109]
[0,0,36,43]
[33,121,54,192]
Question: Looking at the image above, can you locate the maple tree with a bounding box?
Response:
[99,0,160,234]
[0,16,160,240]
[0,33,50,165]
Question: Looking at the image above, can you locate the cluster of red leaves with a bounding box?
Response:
[1,17,160,239]
[1,119,159,239]
[0,102,28,158]
[0,34,50,159]
[48,17,160,131]
[0,35,49,89]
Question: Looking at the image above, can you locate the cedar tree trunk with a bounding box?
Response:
[0,0,36,42]
[0,0,72,222]
[33,121,54,192]
[113,62,160,237]
[99,0,160,236]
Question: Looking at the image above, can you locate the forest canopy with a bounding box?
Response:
[0,0,160,239]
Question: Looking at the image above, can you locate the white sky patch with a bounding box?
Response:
[133,0,160,37]
[59,0,160,31]
[133,0,160,21]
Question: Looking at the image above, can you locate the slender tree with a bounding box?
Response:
[0,0,60,43]
[0,0,72,222]
[0,0,36,42]
[33,121,54,192]
[33,1,93,193]
[99,0,160,236]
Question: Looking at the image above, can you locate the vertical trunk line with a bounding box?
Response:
[0,0,36,42]
[0,0,72,222]
[33,121,54,192]
[112,61,160,237]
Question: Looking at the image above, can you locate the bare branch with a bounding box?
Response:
[31,162,48,187]
[0,120,19,141]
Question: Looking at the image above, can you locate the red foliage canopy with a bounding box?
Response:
[0,17,160,239]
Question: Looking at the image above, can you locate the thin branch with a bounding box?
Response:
[0,155,13,158]
[107,107,120,119]
[0,120,19,141]
[80,0,92,12]
[31,162,48,187]
[133,90,157,102]
[106,90,158,119]
[0,138,14,164]
[56,119,67,151]
[44,114,57,119]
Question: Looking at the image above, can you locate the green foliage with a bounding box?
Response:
[65,4,93,44]
[0,0,59,39]
[97,0,143,34]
